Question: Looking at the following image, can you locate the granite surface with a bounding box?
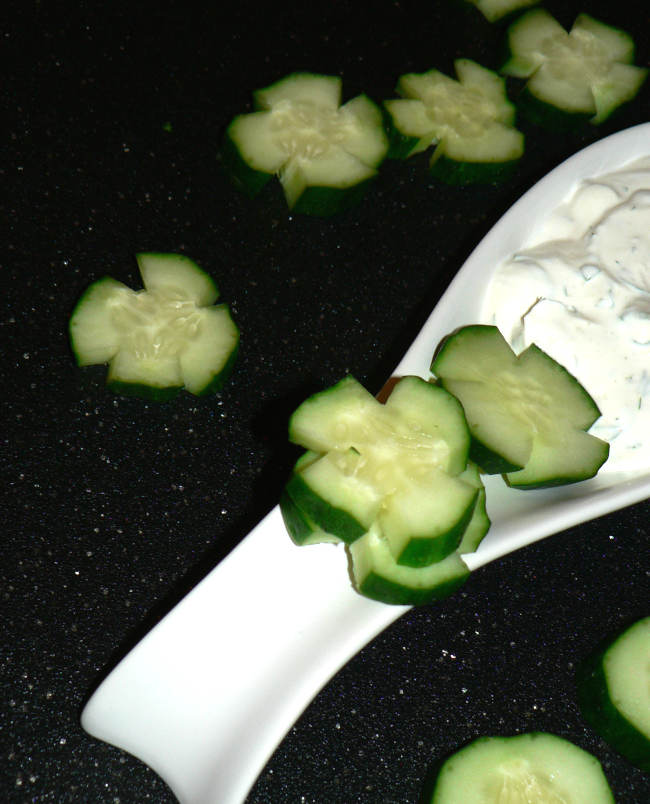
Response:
[3,1,649,801]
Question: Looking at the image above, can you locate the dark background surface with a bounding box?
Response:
[3,1,650,801]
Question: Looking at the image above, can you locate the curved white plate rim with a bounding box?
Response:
[81,122,650,804]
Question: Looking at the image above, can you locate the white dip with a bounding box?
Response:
[482,155,650,476]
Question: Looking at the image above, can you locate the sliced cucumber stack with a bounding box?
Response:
[286,375,477,565]
[577,616,650,772]
[383,59,524,184]
[280,375,491,605]
[428,732,614,803]
[69,253,239,400]
[224,72,389,215]
[502,10,648,125]
[431,325,609,488]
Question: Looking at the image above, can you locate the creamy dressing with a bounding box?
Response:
[482,156,650,476]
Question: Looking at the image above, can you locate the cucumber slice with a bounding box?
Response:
[384,59,523,184]
[289,375,470,476]
[348,459,489,604]
[69,253,239,400]
[285,449,380,544]
[502,10,648,125]
[384,375,471,476]
[376,467,477,566]
[224,72,389,215]
[349,525,471,606]
[284,452,488,554]
[577,616,650,772]
[285,375,478,565]
[428,733,614,803]
[431,325,609,487]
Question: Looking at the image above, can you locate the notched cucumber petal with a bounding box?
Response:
[224,72,389,215]
[505,427,609,489]
[69,254,239,399]
[288,375,380,454]
[285,451,378,543]
[463,0,539,24]
[136,252,219,306]
[69,276,132,366]
[384,376,471,476]
[254,72,342,112]
[179,306,240,396]
[377,469,477,567]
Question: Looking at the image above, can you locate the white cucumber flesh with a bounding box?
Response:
[288,375,383,454]
[454,58,516,122]
[227,112,288,175]
[438,123,524,164]
[178,306,239,396]
[573,14,636,63]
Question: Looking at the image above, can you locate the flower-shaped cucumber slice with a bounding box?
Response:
[502,10,648,124]
[431,324,609,488]
[69,253,239,400]
[224,72,389,215]
[384,59,524,183]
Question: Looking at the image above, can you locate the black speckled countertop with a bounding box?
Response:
[3,1,649,801]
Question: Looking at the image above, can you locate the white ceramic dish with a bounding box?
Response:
[81,122,650,804]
